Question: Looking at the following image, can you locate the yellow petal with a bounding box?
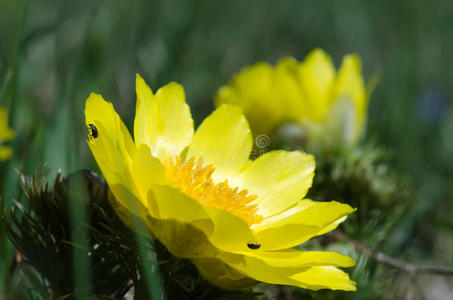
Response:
[290,266,356,291]
[85,93,135,159]
[321,98,359,147]
[134,74,194,161]
[331,54,367,142]
[147,185,213,233]
[215,63,274,109]
[0,107,14,142]
[236,249,355,268]
[85,94,134,165]
[253,200,355,250]
[187,105,252,182]
[297,49,336,122]
[85,94,142,207]
[233,150,315,217]
[220,252,356,291]
[148,216,218,258]
[0,146,12,161]
[272,57,306,121]
[87,123,144,213]
[147,185,257,255]
[109,183,150,223]
[203,205,258,253]
[192,257,256,289]
[145,185,217,258]
[131,144,168,196]
[317,216,348,235]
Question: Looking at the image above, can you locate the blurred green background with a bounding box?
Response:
[1,0,453,298]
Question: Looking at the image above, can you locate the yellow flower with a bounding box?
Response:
[85,74,356,291]
[216,49,370,150]
[0,106,14,161]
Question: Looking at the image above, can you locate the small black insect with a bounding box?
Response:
[88,123,98,139]
[247,243,261,250]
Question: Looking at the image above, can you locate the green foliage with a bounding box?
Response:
[4,168,138,299]
[307,145,413,300]
[309,145,412,242]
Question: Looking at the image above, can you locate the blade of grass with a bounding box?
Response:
[0,0,28,297]
[68,175,93,300]
[131,214,165,300]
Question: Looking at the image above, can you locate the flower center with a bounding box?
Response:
[164,156,263,226]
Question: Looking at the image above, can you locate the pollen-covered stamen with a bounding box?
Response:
[164,156,263,226]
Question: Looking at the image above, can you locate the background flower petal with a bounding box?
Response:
[331,54,367,143]
[297,48,336,122]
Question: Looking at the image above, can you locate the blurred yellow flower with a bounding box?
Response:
[85,74,356,291]
[216,49,371,150]
[0,106,14,161]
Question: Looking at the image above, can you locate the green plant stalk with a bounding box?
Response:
[0,0,28,293]
[131,212,165,300]
[68,175,93,300]
[0,196,10,297]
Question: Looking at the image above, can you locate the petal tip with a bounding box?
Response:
[155,81,185,99]
[216,103,244,116]
[86,92,103,103]
[342,54,362,71]
[344,256,357,268]
[85,93,109,119]
[136,73,154,98]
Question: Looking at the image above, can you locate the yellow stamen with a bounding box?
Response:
[165,156,263,226]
